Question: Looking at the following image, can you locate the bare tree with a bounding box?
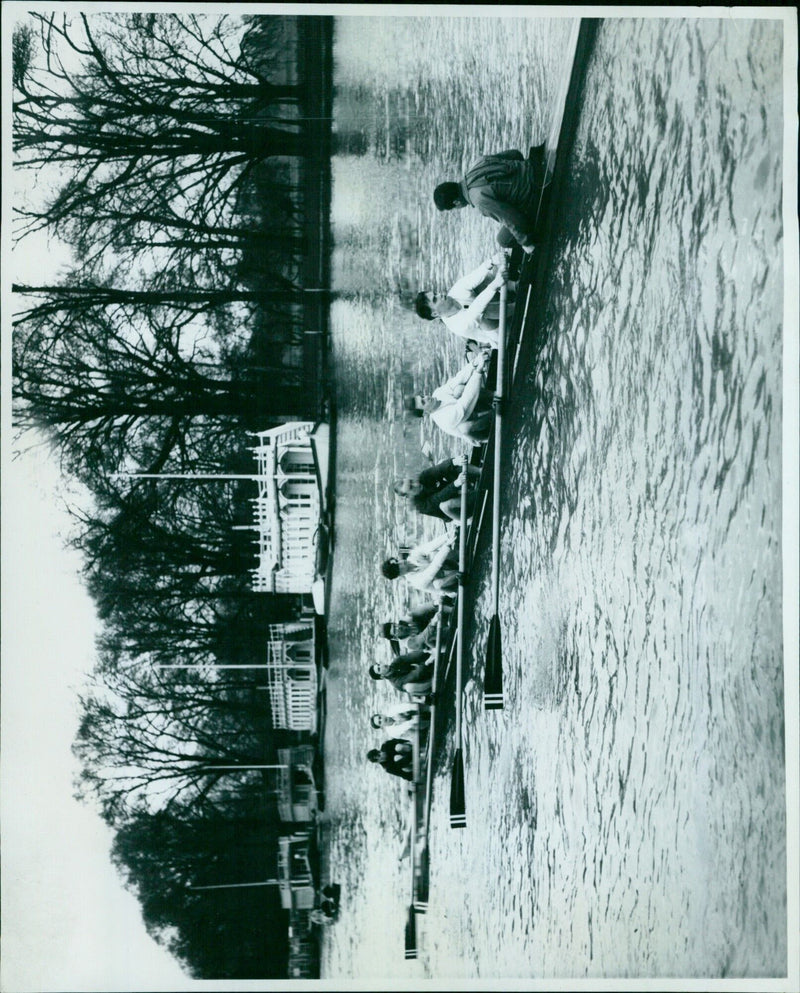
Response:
[13,13,310,247]
[12,280,303,324]
[74,660,276,824]
[13,296,303,478]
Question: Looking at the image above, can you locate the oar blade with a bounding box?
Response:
[484,613,504,710]
[404,905,418,959]
[415,845,430,912]
[449,748,466,829]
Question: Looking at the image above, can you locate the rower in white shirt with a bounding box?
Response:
[380,526,459,596]
[404,348,493,446]
[370,703,431,740]
[414,252,514,347]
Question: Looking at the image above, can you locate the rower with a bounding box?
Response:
[433,145,548,253]
[368,652,434,698]
[380,601,440,655]
[370,704,430,740]
[393,457,480,523]
[403,348,494,447]
[380,528,459,596]
[414,253,513,348]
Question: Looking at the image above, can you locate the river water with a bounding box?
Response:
[320,15,787,981]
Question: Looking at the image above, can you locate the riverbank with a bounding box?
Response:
[291,17,335,980]
[299,15,335,420]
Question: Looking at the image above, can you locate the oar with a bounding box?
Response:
[415,825,430,913]
[404,707,422,957]
[449,462,469,828]
[404,904,417,960]
[511,282,534,383]
[484,270,508,712]
[416,602,444,910]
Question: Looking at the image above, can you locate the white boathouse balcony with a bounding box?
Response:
[265,619,317,733]
[248,422,321,595]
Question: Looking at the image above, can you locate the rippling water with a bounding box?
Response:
[321,15,786,980]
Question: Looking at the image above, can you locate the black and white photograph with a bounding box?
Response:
[2,5,798,989]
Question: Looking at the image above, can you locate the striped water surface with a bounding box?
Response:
[322,15,786,981]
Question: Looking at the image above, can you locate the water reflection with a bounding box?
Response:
[323,14,786,981]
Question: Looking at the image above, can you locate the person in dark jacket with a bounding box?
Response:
[368,651,434,696]
[380,601,440,655]
[433,146,548,252]
[393,457,479,522]
[367,738,414,780]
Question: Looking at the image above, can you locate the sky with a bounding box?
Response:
[1,5,196,987]
[1,447,197,991]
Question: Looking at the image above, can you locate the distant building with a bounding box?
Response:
[287,910,316,978]
[276,745,318,823]
[249,422,323,595]
[277,831,315,911]
[265,615,318,733]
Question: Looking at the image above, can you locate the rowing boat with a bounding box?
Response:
[400,16,599,961]
[432,15,599,707]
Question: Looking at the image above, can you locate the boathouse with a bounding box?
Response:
[276,745,318,823]
[265,616,318,733]
[288,910,319,979]
[249,422,324,595]
[277,832,315,911]
[287,911,316,978]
